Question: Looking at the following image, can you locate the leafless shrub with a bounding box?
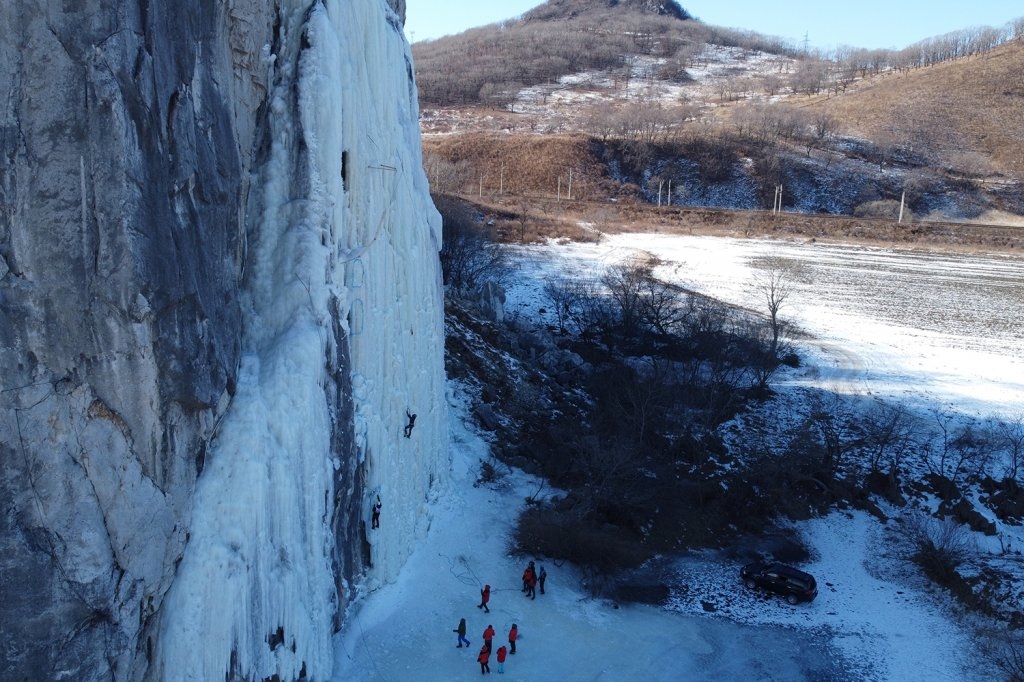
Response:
[435,195,510,293]
[862,402,918,476]
[804,394,864,474]
[993,414,1024,482]
[900,512,975,585]
[996,638,1024,682]
[544,277,612,338]
[512,506,651,573]
[424,154,473,195]
[602,260,651,333]
[854,199,907,220]
[922,412,998,490]
[476,458,501,486]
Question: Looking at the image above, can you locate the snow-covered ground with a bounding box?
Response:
[334,234,1024,680]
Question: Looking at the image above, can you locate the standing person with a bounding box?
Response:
[525,568,536,600]
[477,644,491,674]
[478,584,491,613]
[495,645,507,674]
[521,562,535,593]
[508,623,518,655]
[538,565,547,595]
[482,624,495,653]
[371,496,381,529]
[453,617,470,648]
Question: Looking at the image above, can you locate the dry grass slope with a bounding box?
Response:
[423,133,618,200]
[812,41,1024,178]
[419,15,1024,235]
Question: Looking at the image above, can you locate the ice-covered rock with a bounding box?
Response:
[0,1,444,681]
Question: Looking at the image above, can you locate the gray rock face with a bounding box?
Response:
[0,1,355,680]
[475,280,507,323]
[388,0,407,23]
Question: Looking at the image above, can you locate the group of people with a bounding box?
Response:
[457,561,546,674]
[521,561,546,599]
[454,619,517,674]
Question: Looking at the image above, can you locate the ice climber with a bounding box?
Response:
[404,409,416,438]
[371,495,381,529]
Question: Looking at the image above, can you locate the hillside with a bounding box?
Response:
[810,40,1024,178]
[414,1,1024,225]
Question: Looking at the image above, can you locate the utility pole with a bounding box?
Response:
[567,169,573,200]
[898,190,906,223]
[500,161,505,195]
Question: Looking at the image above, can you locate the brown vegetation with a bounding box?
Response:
[808,41,1024,179]
[415,3,1024,226]
[413,0,797,107]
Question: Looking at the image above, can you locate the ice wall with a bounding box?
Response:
[155,1,445,680]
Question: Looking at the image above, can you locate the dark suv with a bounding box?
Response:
[740,561,818,604]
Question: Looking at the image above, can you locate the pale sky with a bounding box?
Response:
[405,0,1022,51]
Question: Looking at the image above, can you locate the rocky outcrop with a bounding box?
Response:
[0,1,429,680]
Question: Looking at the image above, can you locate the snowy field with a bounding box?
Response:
[335,234,1024,680]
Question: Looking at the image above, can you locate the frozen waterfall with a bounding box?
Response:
[155,1,446,679]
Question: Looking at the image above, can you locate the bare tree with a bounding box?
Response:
[863,402,917,477]
[924,412,995,491]
[993,414,1024,482]
[584,102,619,142]
[638,273,689,336]
[747,257,799,390]
[790,59,829,95]
[602,260,651,334]
[751,257,796,358]
[996,637,1024,682]
[543,278,585,335]
[512,197,533,243]
[564,280,615,338]
[597,358,674,445]
[435,196,509,293]
[808,111,839,157]
[806,394,864,475]
[424,154,473,195]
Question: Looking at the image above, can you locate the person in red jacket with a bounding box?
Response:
[495,645,507,674]
[508,623,518,655]
[477,643,491,674]
[521,562,535,594]
[478,584,491,613]
[482,624,496,653]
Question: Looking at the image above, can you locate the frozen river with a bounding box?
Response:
[508,234,1024,419]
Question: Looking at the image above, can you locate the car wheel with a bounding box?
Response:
[744,579,757,590]
[785,593,799,605]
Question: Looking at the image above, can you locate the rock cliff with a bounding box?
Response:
[0,1,441,680]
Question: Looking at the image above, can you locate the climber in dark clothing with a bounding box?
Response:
[404,410,417,438]
[371,496,381,529]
